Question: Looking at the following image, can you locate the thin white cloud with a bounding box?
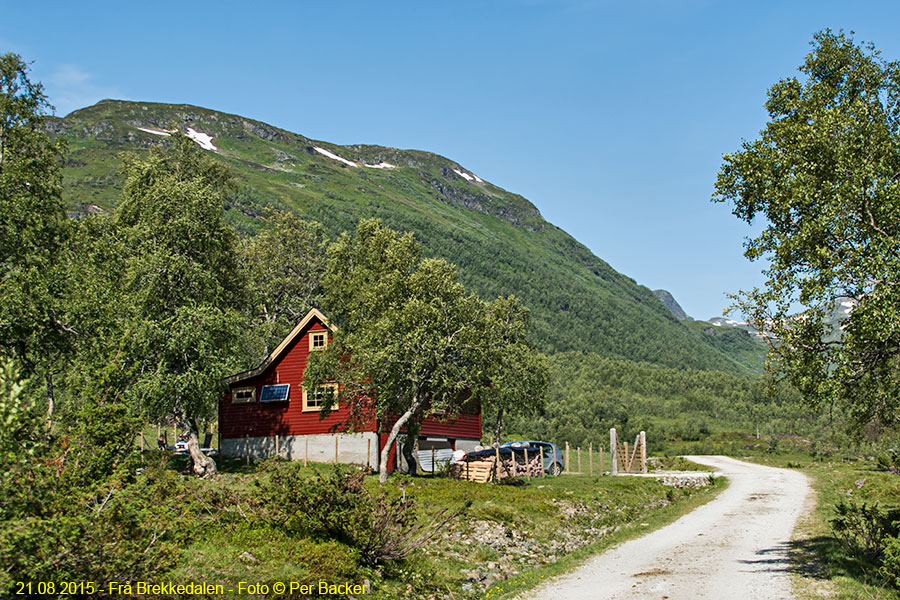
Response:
[45,64,125,116]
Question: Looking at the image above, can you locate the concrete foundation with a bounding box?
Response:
[221,432,380,470]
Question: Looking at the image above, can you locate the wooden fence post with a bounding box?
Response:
[599,447,604,476]
[431,448,436,474]
[565,442,570,474]
[275,434,279,458]
[610,428,618,476]
[540,446,546,477]
[335,436,339,464]
[495,446,501,481]
[304,437,308,467]
[640,430,647,474]
[245,434,250,466]
[577,447,582,474]
[367,438,371,470]
[589,442,593,476]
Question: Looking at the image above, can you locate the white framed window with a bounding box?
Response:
[302,383,338,412]
[232,387,256,403]
[309,330,328,351]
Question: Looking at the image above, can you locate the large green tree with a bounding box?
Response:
[478,296,550,446]
[0,54,72,415]
[116,135,247,476]
[304,220,490,482]
[714,30,900,429]
[242,211,328,360]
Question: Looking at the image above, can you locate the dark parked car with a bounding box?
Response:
[501,441,565,475]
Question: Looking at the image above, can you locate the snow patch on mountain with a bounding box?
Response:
[136,127,171,137]
[314,146,358,167]
[364,162,397,169]
[453,168,473,181]
[186,127,217,151]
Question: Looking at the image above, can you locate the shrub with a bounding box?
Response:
[883,534,900,588]
[830,499,899,563]
[259,464,465,566]
[876,450,900,474]
[0,362,192,596]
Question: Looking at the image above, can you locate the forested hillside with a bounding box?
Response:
[50,99,763,373]
[503,352,809,450]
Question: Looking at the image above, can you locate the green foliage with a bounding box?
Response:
[0,53,72,384]
[0,360,42,519]
[884,534,900,588]
[713,30,900,429]
[478,296,550,444]
[830,499,900,563]
[0,364,190,595]
[504,351,808,449]
[242,211,328,360]
[259,463,461,567]
[114,134,249,475]
[877,449,900,474]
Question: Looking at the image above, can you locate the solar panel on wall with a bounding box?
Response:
[259,384,290,402]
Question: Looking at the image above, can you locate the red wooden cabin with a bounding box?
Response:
[219,308,482,471]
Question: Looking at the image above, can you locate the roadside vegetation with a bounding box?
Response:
[162,457,723,600]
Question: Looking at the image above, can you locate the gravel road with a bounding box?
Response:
[516,455,811,600]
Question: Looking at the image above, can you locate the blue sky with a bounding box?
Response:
[3,1,899,320]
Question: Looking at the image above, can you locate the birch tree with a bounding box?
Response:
[303,219,485,483]
[714,30,900,429]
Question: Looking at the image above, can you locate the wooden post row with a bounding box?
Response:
[589,442,593,476]
[640,430,647,474]
[565,442,570,474]
[610,428,618,476]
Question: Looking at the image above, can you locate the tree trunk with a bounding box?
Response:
[379,395,423,484]
[401,425,420,476]
[46,371,55,428]
[493,405,504,447]
[174,397,218,478]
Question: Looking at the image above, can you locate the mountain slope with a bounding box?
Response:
[653,289,691,320]
[51,99,757,373]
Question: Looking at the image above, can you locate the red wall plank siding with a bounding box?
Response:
[420,412,482,439]
[220,320,367,439]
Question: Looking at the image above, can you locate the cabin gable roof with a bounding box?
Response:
[224,307,336,385]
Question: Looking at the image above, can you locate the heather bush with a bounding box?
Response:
[259,462,464,566]
[830,499,900,563]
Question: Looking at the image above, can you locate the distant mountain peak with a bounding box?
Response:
[652,289,691,321]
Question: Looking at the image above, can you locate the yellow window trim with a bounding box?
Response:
[232,386,256,404]
[309,330,329,351]
[302,383,338,412]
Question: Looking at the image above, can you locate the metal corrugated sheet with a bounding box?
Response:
[417,448,456,472]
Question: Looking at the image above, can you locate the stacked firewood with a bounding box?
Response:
[452,448,545,482]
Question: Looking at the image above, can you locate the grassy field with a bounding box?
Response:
[155,455,723,600]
